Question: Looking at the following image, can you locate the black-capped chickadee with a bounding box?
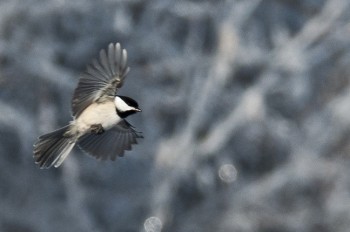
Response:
[33,43,142,169]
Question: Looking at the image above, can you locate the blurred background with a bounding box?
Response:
[1,0,350,231]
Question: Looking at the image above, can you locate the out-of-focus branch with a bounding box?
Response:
[61,158,101,232]
[0,100,33,148]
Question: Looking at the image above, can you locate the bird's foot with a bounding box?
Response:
[90,124,104,134]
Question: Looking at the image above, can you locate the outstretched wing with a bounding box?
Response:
[77,120,143,161]
[72,43,130,117]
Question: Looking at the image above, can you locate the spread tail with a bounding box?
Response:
[33,125,75,169]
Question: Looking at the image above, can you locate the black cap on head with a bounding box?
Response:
[116,95,141,118]
[118,95,139,109]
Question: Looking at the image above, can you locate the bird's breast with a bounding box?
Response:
[74,101,120,134]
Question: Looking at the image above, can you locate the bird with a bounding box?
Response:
[33,43,143,169]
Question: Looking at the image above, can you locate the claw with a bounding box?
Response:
[90,124,104,134]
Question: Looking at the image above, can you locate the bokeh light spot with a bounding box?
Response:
[144,216,162,232]
[218,164,237,183]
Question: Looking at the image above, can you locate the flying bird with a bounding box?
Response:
[33,43,143,169]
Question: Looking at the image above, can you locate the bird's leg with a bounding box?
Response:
[90,124,104,134]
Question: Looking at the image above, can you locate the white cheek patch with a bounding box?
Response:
[114,97,134,112]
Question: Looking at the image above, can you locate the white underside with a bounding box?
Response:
[72,101,121,135]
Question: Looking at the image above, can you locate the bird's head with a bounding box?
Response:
[114,95,141,118]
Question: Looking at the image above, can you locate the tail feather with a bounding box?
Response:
[33,125,75,169]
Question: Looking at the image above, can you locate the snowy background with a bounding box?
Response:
[1,0,350,231]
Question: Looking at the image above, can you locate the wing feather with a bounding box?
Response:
[77,120,143,160]
[71,43,130,117]
[86,65,109,82]
[115,43,122,74]
[99,49,112,77]
[110,132,123,161]
[108,43,116,76]
[91,59,110,81]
